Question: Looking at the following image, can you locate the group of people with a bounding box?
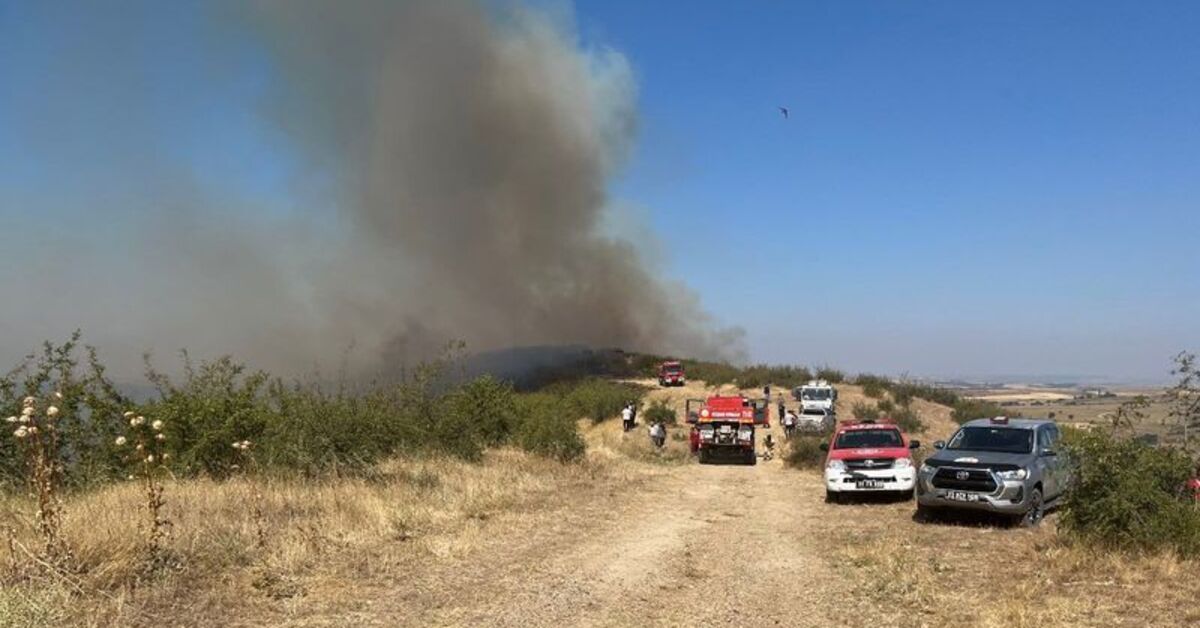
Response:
[623,401,668,449]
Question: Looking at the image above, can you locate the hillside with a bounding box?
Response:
[3,375,1197,627]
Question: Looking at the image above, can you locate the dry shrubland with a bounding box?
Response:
[1,448,647,626]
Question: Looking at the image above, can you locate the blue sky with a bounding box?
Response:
[1,1,1196,381]
[573,0,1199,380]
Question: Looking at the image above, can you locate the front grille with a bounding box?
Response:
[931,466,997,492]
[845,458,895,471]
[842,476,896,483]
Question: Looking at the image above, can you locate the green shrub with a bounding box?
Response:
[736,364,813,390]
[855,374,889,399]
[1060,430,1200,555]
[950,398,1010,424]
[643,400,677,425]
[681,360,740,387]
[890,387,913,407]
[559,378,643,423]
[877,399,896,414]
[815,367,845,384]
[514,393,585,462]
[784,435,827,470]
[851,401,880,421]
[0,333,131,488]
[887,406,925,434]
[450,375,520,447]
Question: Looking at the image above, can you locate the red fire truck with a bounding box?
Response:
[658,361,686,387]
[685,395,769,465]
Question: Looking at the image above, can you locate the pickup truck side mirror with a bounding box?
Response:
[1042,448,1058,457]
[909,440,921,449]
[819,443,829,452]
[933,440,945,450]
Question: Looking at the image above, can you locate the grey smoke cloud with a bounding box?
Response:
[0,0,743,378]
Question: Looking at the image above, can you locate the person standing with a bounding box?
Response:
[621,404,634,432]
[649,421,666,449]
[783,409,797,439]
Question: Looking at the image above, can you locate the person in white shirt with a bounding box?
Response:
[621,404,634,432]
[649,422,666,448]
[783,409,798,439]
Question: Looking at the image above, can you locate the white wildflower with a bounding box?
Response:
[151,419,164,431]
[21,406,34,417]
[13,426,28,439]
[155,433,166,442]
[162,453,171,461]
[46,406,59,418]
[22,396,35,407]
[136,443,144,451]
[4,416,15,423]
[27,426,37,435]
[53,391,63,400]
[115,436,127,446]
[123,410,135,419]
[145,455,155,464]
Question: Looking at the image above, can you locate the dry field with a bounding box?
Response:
[2,379,1197,627]
[968,389,1178,444]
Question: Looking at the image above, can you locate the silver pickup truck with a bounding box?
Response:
[916,417,1071,527]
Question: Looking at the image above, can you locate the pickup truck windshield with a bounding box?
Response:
[834,429,902,449]
[947,427,1033,454]
[802,389,831,400]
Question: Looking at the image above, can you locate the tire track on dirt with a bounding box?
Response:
[409,457,843,627]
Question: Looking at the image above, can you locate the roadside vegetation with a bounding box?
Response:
[852,372,1006,425]
[3,335,1198,625]
[783,435,826,470]
[0,334,658,625]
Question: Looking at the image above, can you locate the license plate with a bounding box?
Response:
[945,491,974,502]
[855,479,884,489]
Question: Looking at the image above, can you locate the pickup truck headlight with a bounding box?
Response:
[996,468,1028,480]
[738,427,753,441]
[699,428,714,441]
[894,458,913,469]
[826,459,845,472]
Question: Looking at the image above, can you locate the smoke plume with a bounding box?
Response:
[0,0,743,378]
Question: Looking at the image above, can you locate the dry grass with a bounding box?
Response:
[831,511,1200,627]
[0,449,644,627]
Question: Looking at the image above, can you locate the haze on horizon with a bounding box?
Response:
[0,0,1196,383]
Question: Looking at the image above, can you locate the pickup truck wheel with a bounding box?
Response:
[698,449,709,464]
[746,450,758,466]
[825,490,839,504]
[1019,489,1044,528]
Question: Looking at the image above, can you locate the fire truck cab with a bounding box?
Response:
[685,395,768,465]
[658,361,685,387]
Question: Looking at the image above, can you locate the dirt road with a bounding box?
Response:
[276,382,1192,628]
[326,381,953,628]
[391,455,846,628]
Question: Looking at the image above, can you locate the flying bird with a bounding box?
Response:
[778,106,789,119]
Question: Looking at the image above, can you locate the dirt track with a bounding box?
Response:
[345,381,945,628]
[390,455,846,627]
[276,381,1198,628]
